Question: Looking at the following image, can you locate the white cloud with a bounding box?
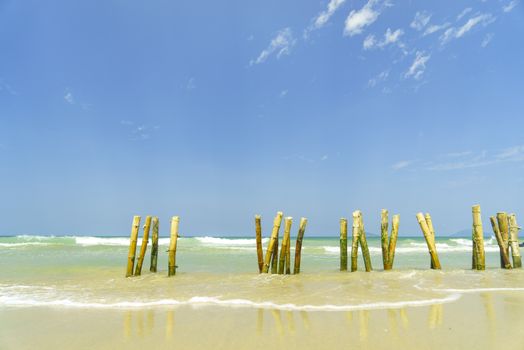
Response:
[306,0,346,35]
[503,0,519,13]
[423,22,451,36]
[456,7,472,21]
[186,77,196,90]
[279,89,288,98]
[455,13,495,38]
[392,160,414,170]
[481,33,494,47]
[251,28,296,65]
[405,51,430,80]
[363,28,403,50]
[344,0,382,36]
[64,91,74,104]
[368,70,389,87]
[410,11,431,31]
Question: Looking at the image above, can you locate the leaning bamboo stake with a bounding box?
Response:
[425,213,436,269]
[293,217,307,274]
[497,212,510,268]
[340,218,348,271]
[134,215,152,276]
[262,212,283,273]
[351,211,361,272]
[271,235,279,274]
[255,215,264,273]
[168,216,180,276]
[380,209,389,269]
[359,213,372,272]
[416,213,441,269]
[126,216,141,277]
[508,214,522,268]
[385,215,400,270]
[471,205,485,270]
[490,216,512,269]
[149,217,159,272]
[285,223,292,275]
[278,217,292,274]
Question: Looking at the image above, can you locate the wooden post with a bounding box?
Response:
[168,216,180,276]
[471,205,485,270]
[385,214,400,270]
[262,212,283,273]
[380,209,389,269]
[126,216,141,277]
[497,212,510,268]
[425,213,436,269]
[255,215,264,273]
[340,218,348,271]
[490,216,512,269]
[271,234,279,274]
[150,217,159,272]
[508,214,522,268]
[278,217,292,274]
[285,222,292,275]
[416,213,441,269]
[293,217,307,274]
[134,215,152,276]
[359,213,372,272]
[351,211,361,272]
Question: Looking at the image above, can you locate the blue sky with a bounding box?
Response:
[1,0,523,236]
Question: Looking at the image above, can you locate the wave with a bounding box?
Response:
[430,287,524,293]
[0,293,461,312]
[195,237,269,246]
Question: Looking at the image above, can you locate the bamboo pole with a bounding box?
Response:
[385,215,399,270]
[285,223,292,275]
[497,212,510,268]
[271,234,279,274]
[150,216,159,272]
[126,216,141,277]
[134,215,152,276]
[416,213,441,269]
[255,215,264,273]
[425,213,436,269]
[351,211,361,272]
[262,212,283,273]
[278,217,292,274]
[340,218,348,271]
[359,213,372,272]
[490,216,512,269]
[293,217,307,274]
[508,214,522,268]
[168,216,180,276]
[471,205,485,270]
[380,209,389,269]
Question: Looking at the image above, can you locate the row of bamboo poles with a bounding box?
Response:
[256,212,308,274]
[340,204,521,271]
[126,215,180,277]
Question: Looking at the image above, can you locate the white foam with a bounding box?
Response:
[0,242,52,247]
[195,236,269,246]
[75,237,131,246]
[431,287,524,294]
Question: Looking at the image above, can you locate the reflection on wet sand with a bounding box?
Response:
[428,303,443,329]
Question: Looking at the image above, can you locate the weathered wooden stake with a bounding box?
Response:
[385,214,400,270]
[262,212,283,273]
[168,216,180,276]
[126,216,141,277]
[293,217,307,274]
[134,215,152,276]
[425,213,437,269]
[340,218,348,271]
[351,211,361,272]
[380,209,389,269]
[508,214,522,268]
[358,213,372,272]
[471,205,485,270]
[490,216,512,269]
[278,217,292,274]
[416,213,441,269]
[271,234,279,274]
[150,216,159,272]
[497,212,510,268]
[285,221,292,275]
[255,215,264,273]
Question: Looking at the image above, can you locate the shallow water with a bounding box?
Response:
[1,235,523,349]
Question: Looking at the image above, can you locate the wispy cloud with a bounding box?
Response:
[368,70,389,87]
[456,7,472,21]
[305,0,346,37]
[279,89,288,98]
[392,160,415,170]
[423,22,451,36]
[250,28,296,65]
[405,51,430,80]
[503,0,519,13]
[344,0,386,36]
[440,13,495,45]
[410,11,431,31]
[363,28,404,50]
[186,77,196,90]
[481,33,494,47]
[64,90,75,105]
